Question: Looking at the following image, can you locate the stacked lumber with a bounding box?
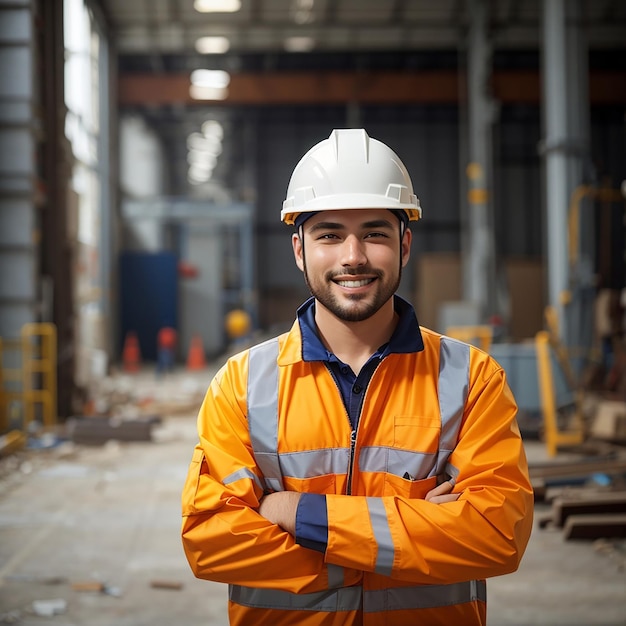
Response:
[538,485,626,540]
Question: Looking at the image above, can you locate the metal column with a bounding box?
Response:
[463,0,496,319]
[541,0,570,339]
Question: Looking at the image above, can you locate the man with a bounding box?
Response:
[181,129,534,625]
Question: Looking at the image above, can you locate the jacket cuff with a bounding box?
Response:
[295,493,328,553]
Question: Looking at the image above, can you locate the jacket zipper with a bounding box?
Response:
[346,427,357,495]
[324,363,356,494]
[325,360,382,496]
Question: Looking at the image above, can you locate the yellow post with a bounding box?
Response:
[535,330,584,457]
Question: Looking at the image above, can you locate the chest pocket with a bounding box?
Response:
[393,415,440,454]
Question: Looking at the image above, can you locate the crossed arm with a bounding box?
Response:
[259,480,459,535]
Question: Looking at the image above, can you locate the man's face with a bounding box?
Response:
[292,209,412,322]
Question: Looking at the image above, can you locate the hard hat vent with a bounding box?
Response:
[330,128,369,163]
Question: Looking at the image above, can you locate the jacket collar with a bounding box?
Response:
[277,295,424,367]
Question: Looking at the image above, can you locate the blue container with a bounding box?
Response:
[489,342,575,414]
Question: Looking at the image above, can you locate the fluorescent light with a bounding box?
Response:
[190,69,230,99]
[187,150,218,169]
[187,132,223,154]
[188,165,214,183]
[190,69,230,89]
[284,36,315,52]
[290,0,315,24]
[195,36,230,54]
[190,85,228,100]
[194,0,241,13]
[201,120,224,139]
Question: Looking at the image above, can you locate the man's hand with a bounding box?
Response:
[258,491,302,535]
[425,480,460,504]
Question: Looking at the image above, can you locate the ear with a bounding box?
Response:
[292,232,305,272]
[400,227,412,268]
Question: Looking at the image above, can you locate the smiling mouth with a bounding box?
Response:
[335,278,375,288]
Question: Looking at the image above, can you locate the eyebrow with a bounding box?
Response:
[308,218,396,233]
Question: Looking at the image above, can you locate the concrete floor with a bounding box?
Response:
[0,367,625,626]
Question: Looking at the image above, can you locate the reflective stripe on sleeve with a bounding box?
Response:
[430,336,469,478]
[366,497,394,576]
[445,462,460,486]
[247,338,284,492]
[364,579,486,612]
[229,584,363,612]
[222,467,264,491]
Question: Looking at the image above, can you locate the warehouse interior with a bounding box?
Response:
[0,0,626,624]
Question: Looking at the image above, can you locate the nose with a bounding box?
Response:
[340,234,367,267]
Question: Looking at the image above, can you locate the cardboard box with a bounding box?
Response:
[591,400,626,442]
[505,258,545,341]
[413,253,462,331]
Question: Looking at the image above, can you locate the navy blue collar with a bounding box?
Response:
[297,295,424,363]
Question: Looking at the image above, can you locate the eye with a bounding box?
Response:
[364,231,391,239]
[315,232,340,240]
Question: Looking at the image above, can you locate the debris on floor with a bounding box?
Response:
[66,415,159,445]
[83,371,207,421]
[593,537,626,572]
[71,580,107,592]
[0,431,26,458]
[60,370,209,446]
[149,579,184,590]
[31,598,67,617]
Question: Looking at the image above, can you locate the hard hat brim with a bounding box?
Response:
[282,200,421,226]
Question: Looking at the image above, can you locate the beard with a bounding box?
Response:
[303,263,401,322]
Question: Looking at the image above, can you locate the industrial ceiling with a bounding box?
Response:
[100,0,626,56]
[97,0,626,194]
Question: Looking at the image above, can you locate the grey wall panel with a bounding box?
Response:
[0,48,32,99]
[0,304,36,339]
[0,250,35,298]
[0,4,37,337]
[0,199,33,245]
[0,129,34,174]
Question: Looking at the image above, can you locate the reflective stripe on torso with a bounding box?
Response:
[247,337,284,492]
[230,579,486,612]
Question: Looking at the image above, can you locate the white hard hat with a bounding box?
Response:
[281,128,422,225]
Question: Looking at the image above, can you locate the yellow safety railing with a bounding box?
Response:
[0,323,57,432]
[568,185,624,267]
[535,308,585,457]
[0,335,24,432]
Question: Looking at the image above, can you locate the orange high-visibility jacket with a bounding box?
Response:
[181,319,534,626]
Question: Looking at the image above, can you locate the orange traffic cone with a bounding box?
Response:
[186,335,206,370]
[123,331,141,372]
